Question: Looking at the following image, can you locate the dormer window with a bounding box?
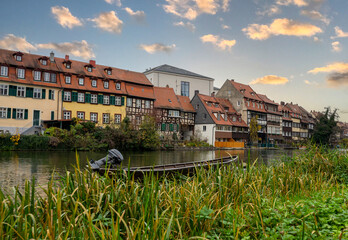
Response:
[116,82,121,90]
[16,55,22,61]
[107,69,112,75]
[66,63,71,69]
[42,59,47,65]
[78,77,84,86]
[91,79,97,87]
[104,81,109,89]
[87,66,92,72]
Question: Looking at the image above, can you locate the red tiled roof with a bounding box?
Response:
[126,83,155,99]
[215,97,237,114]
[198,94,232,126]
[229,80,262,101]
[176,95,195,112]
[153,87,181,109]
[258,94,278,105]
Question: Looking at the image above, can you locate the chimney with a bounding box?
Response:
[50,51,55,62]
[194,90,199,95]
[166,84,169,88]
[231,79,234,82]
[281,101,285,105]
[89,60,96,67]
[211,92,215,97]
[65,55,69,60]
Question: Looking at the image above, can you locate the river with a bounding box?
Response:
[0,149,298,193]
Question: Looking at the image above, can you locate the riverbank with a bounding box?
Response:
[0,146,347,239]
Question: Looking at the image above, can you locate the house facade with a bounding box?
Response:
[279,103,293,143]
[144,64,214,99]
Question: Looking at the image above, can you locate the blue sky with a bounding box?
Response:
[0,0,347,121]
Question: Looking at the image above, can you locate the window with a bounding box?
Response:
[66,63,71,69]
[116,82,121,90]
[203,126,206,132]
[127,98,132,107]
[64,91,71,101]
[1,66,8,76]
[63,111,71,120]
[87,67,92,72]
[181,81,190,97]
[252,102,255,107]
[16,109,25,119]
[50,90,55,100]
[51,73,57,83]
[65,76,71,84]
[0,84,9,95]
[115,96,121,105]
[33,88,42,99]
[78,93,84,103]
[114,114,121,124]
[17,86,25,97]
[0,107,7,118]
[91,94,97,103]
[91,80,97,87]
[90,113,98,123]
[77,112,85,120]
[237,100,241,106]
[33,71,41,81]
[103,113,110,124]
[103,95,109,105]
[136,99,141,108]
[78,78,84,86]
[232,116,236,122]
[107,69,112,75]
[44,72,50,82]
[145,100,150,109]
[17,68,25,79]
[104,81,109,89]
[168,110,180,117]
[16,55,22,61]
[136,116,141,125]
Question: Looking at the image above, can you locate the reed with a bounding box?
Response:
[0,146,347,239]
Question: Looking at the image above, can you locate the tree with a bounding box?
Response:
[312,107,338,145]
[139,116,161,150]
[249,116,259,144]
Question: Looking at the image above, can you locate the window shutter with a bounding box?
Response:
[26,87,33,98]
[42,89,46,99]
[72,92,78,102]
[177,124,179,132]
[62,90,64,99]
[7,108,11,119]
[110,96,115,105]
[24,109,28,119]
[169,124,174,131]
[98,95,103,104]
[51,111,54,120]
[85,93,91,103]
[9,85,17,96]
[49,90,52,99]
[161,123,166,131]
[12,108,16,119]
[121,97,125,106]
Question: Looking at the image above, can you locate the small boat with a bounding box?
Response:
[89,149,239,177]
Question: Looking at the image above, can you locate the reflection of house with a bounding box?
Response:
[153,86,195,140]
[144,64,214,99]
[0,49,62,134]
[216,79,267,143]
[191,91,244,148]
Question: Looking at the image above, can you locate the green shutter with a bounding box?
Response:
[12,108,16,119]
[169,124,174,131]
[7,108,11,119]
[24,109,28,119]
[72,92,78,102]
[51,111,54,120]
[110,96,115,105]
[98,95,103,104]
[85,93,91,103]
[42,89,46,99]
[9,85,17,96]
[177,124,179,132]
[121,97,125,106]
[49,90,52,99]
[161,123,166,131]
[26,87,33,98]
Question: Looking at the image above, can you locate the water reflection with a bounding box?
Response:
[0,149,298,193]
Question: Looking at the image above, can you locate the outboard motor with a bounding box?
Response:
[89,149,124,170]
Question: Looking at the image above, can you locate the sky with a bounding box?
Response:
[0,0,347,121]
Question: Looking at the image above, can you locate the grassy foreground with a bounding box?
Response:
[0,147,347,239]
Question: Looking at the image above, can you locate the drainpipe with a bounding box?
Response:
[212,125,216,146]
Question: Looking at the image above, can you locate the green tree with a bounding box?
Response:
[139,116,161,150]
[249,116,259,144]
[312,107,338,145]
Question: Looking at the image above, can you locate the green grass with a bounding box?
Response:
[0,146,347,239]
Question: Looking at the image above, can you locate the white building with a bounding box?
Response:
[144,64,214,99]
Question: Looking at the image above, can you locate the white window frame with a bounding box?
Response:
[91,94,97,104]
[136,99,141,108]
[115,96,121,105]
[127,98,132,107]
[64,91,71,101]
[145,100,150,109]
[0,84,9,95]
[0,107,7,118]
[65,76,71,84]
[87,67,92,72]
[104,81,109,89]
[17,86,25,97]
[16,109,25,119]
[90,113,98,123]
[33,88,42,99]
[63,111,71,120]
[50,90,55,100]
[114,114,121,123]
[78,93,84,103]
[77,112,85,120]
[41,59,47,65]
[103,95,109,105]
[1,66,8,77]
[107,69,112,75]
[116,82,121,90]
[91,80,97,87]
[17,68,25,79]
[78,78,84,86]
[16,55,22,61]
[44,72,50,82]
[237,100,241,106]
[51,73,57,83]
[34,71,41,81]
[103,113,110,124]
[168,110,180,117]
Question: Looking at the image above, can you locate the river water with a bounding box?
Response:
[0,149,298,193]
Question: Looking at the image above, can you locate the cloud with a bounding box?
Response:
[196,0,219,14]
[105,0,122,7]
[221,24,230,30]
[257,5,281,16]
[250,75,289,85]
[124,7,146,22]
[243,18,322,40]
[139,43,176,54]
[173,21,196,32]
[308,62,348,74]
[222,0,230,12]
[36,40,95,60]
[304,80,319,86]
[200,34,236,50]
[327,72,348,87]
[300,10,330,25]
[331,41,342,52]
[51,6,82,29]
[91,11,123,34]
[0,34,37,52]
[331,26,348,39]
[276,0,308,7]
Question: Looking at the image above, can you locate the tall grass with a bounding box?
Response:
[0,146,347,239]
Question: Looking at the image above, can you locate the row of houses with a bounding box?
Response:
[0,48,320,147]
